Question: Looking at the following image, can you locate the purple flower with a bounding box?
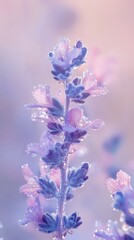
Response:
[82,70,108,97]
[65,77,89,103]
[103,134,123,155]
[26,85,52,109]
[42,142,67,168]
[49,38,87,81]
[20,161,60,197]
[25,85,64,121]
[95,220,134,240]
[95,221,124,240]
[38,176,58,199]
[67,162,89,188]
[20,197,43,226]
[65,129,87,143]
[63,212,82,229]
[26,133,54,157]
[113,190,134,227]
[38,213,59,233]
[47,122,63,135]
[20,164,40,197]
[106,170,131,195]
[106,170,134,228]
[21,37,109,239]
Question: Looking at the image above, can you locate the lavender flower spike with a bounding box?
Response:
[20,38,107,240]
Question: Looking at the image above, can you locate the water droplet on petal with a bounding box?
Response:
[68,229,73,234]
[69,148,76,154]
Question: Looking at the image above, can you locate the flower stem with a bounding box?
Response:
[57,166,67,239]
[57,86,70,240]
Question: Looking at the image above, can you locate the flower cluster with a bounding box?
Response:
[95,170,134,240]
[20,38,107,240]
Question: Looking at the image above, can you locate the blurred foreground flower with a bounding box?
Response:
[95,170,134,240]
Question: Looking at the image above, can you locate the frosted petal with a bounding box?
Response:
[89,119,105,130]
[82,70,97,90]
[67,108,83,126]
[32,85,51,105]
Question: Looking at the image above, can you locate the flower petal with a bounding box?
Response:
[106,170,131,194]
[89,119,105,130]
[88,86,108,97]
[67,108,83,126]
[106,178,119,194]
[117,170,131,190]
[21,164,35,181]
[82,71,97,90]
[32,85,51,105]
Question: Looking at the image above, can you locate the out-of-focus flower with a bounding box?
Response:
[113,190,134,227]
[48,3,77,30]
[26,85,52,109]
[106,170,134,228]
[20,197,43,226]
[88,119,105,130]
[103,134,123,155]
[26,133,54,157]
[88,47,115,85]
[20,164,40,197]
[106,170,131,195]
[95,220,134,240]
[49,38,87,81]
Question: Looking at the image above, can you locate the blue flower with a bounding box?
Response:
[113,192,125,211]
[65,129,87,143]
[68,163,89,188]
[20,197,43,226]
[106,166,120,179]
[49,38,87,81]
[47,98,64,118]
[125,215,134,227]
[38,176,58,199]
[124,234,134,240]
[63,212,82,229]
[94,221,132,240]
[103,134,123,155]
[38,213,59,233]
[42,143,67,168]
[66,78,90,103]
[47,122,63,135]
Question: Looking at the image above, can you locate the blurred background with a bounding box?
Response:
[0,0,134,239]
